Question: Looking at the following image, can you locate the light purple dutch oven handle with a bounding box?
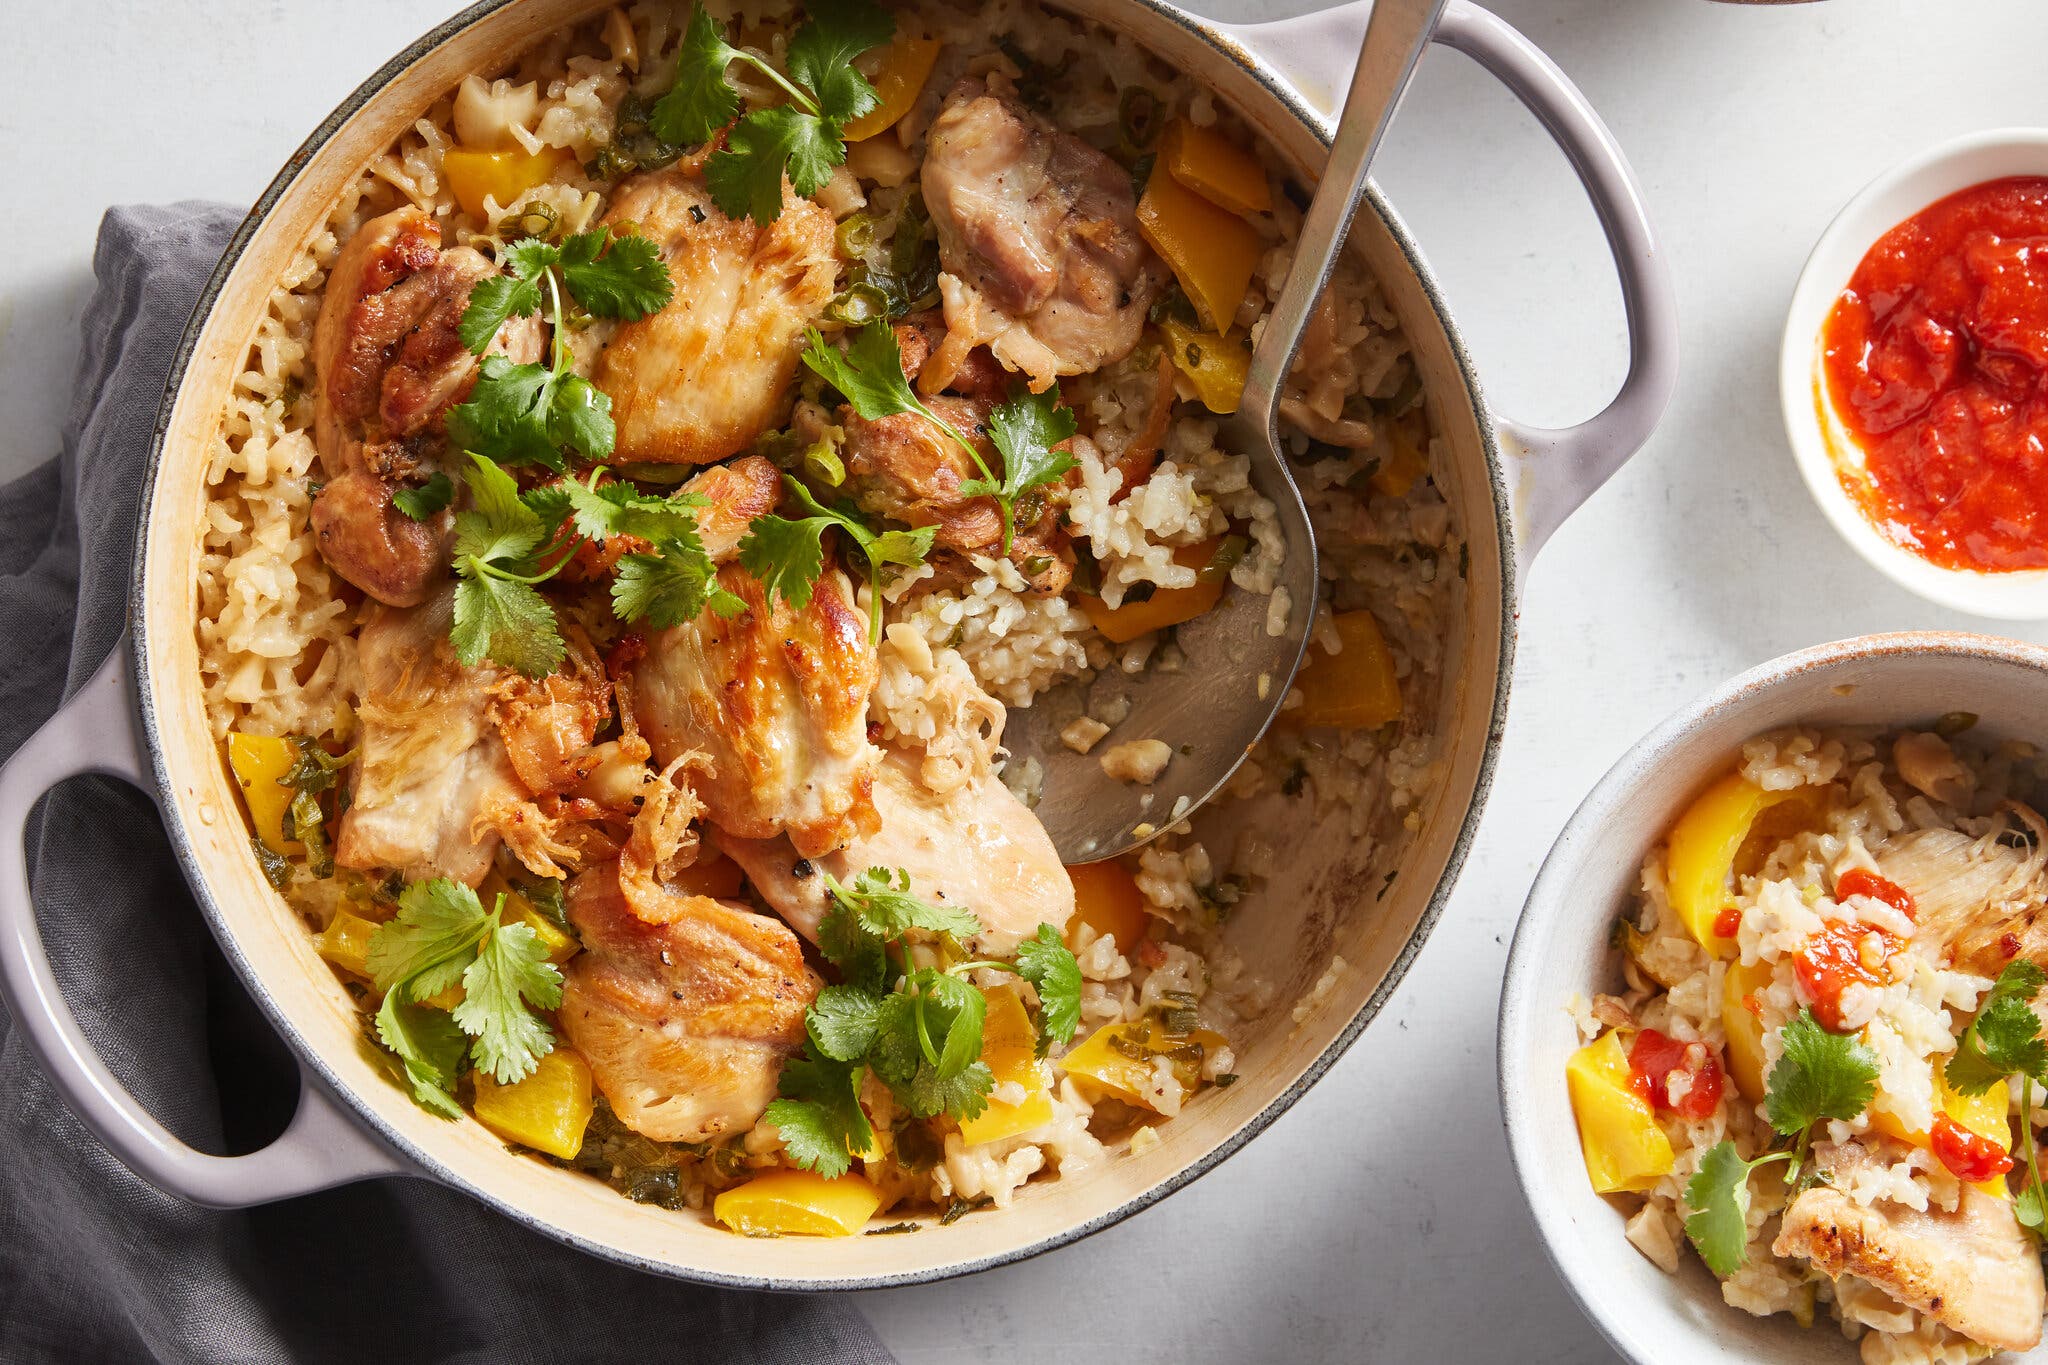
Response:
[0,642,405,1206]
[1226,0,1679,570]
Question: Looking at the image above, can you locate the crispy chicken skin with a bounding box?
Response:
[723,748,1074,956]
[1774,1142,2045,1352]
[682,453,783,560]
[919,78,1158,393]
[335,591,524,885]
[309,206,543,606]
[487,628,612,796]
[591,168,839,463]
[631,560,880,858]
[560,862,817,1143]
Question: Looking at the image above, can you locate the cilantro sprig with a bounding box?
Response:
[451,226,674,473]
[800,323,1078,553]
[1946,961,2048,1227]
[763,868,1083,1177]
[1682,1009,1879,1276]
[366,878,565,1116]
[652,2,893,224]
[737,477,935,641]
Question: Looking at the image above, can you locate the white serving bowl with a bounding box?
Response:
[1500,632,2048,1364]
[1780,128,2048,620]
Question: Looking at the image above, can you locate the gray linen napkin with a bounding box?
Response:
[0,203,897,1365]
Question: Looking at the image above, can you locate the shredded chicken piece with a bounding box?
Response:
[681,453,783,559]
[559,861,818,1143]
[487,627,611,795]
[1876,802,2048,976]
[591,167,838,462]
[335,591,523,885]
[309,205,543,605]
[1774,1142,2044,1352]
[631,559,880,858]
[620,753,711,890]
[920,77,1158,392]
[723,748,1073,956]
[1894,731,1975,807]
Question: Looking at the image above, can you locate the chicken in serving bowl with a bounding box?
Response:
[1505,636,2048,1365]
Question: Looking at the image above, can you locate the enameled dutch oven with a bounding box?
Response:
[0,0,1675,1289]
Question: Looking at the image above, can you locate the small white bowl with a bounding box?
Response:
[1780,129,2048,620]
[1499,632,2048,1365]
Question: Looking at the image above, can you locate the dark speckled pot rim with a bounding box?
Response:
[128,0,1516,1291]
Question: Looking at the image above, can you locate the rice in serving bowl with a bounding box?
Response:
[193,0,1463,1232]
[1575,723,2048,1362]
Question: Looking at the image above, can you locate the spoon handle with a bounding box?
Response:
[1240,0,1448,426]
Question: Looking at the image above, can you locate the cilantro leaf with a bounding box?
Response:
[458,272,545,354]
[907,1059,993,1122]
[557,228,674,321]
[1764,1009,1880,1136]
[650,3,744,147]
[502,237,561,282]
[391,471,454,521]
[826,867,981,942]
[447,355,571,472]
[452,571,566,678]
[736,477,936,641]
[766,1047,872,1178]
[1683,1140,1758,1278]
[800,322,932,425]
[784,0,892,125]
[612,547,743,629]
[374,992,469,1120]
[547,373,614,464]
[2020,1178,2047,1230]
[809,984,885,1062]
[960,385,1080,551]
[1014,924,1083,1055]
[453,908,563,1084]
[366,878,488,995]
[706,106,842,223]
[817,901,889,994]
[563,474,707,546]
[1946,962,2048,1096]
[736,512,829,612]
[912,969,987,1078]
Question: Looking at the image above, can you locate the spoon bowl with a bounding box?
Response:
[1010,0,1449,862]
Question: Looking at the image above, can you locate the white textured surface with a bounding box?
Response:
[7,2,2048,1362]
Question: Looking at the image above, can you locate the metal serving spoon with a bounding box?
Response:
[1011,0,1449,863]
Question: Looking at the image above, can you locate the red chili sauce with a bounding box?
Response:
[1628,1029,1724,1121]
[1794,870,1918,1032]
[1820,177,2048,573]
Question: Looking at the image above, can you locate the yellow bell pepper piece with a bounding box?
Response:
[959,986,1055,1146]
[1137,160,1261,334]
[1290,610,1403,730]
[1157,317,1249,415]
[443,145,571,222]
[315,910,381,980]
[714,1169,883,1237]
[1060,1019,1227,1110]
[1160,117,1272,219]
[1666,772,1801,958]
[471,1047,595,1160]
[1867,1064,2012,1198]
[1066,860,1151,954]
[1722,959,1772,1102]
[484,876,579,965]
[227,732,299,854]
[841,32,942,141]
[1080,538,1227,644]
[1566,1030,1674,1195]
[1371,417,1429,498]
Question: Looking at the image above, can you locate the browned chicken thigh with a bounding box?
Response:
[1775,1142,2045,1352]
[723,748,1074,956]
[591,168,839,463]
[919,77,1159,393]
[559,861,818,1142]
[631,559,880,858]
[335,592,526,885]
[308,205,544,606]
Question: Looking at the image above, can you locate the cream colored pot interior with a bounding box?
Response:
[136,0,1508,1285]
